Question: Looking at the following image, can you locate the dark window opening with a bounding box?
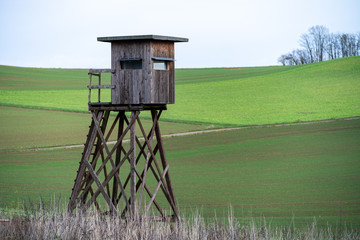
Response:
[120,58,142,70]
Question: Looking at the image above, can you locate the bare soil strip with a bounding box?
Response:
[4,116,359,152]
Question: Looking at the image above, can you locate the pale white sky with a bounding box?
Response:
[0,0,359,68]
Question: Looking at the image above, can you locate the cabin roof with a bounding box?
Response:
[97,35,188,43]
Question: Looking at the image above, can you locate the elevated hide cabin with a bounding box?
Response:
[69,35,188,220]
[89,35,188,108]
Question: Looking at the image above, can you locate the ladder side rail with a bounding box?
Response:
[98,73,101,102]
[88,73,92,103]
[88,69,115,104]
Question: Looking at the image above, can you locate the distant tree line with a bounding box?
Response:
[278,25,360,66]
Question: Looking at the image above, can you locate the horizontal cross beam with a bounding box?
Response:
[88,85,115,89]
[88,69,115,74]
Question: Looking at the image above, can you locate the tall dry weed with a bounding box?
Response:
[1,200,359,239]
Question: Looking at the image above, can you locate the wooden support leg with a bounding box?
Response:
[82,110,110,204]
[137,112,157,212]
[112,111,125,206]
[120,111,178,219]
[130,111,137,217]
[68,108,178,221]
[79,111,138,214]
[68,110,104,213]
[152,109,179,219]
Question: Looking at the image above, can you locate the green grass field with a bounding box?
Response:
[1,56,359,126]
[1,57,360,228]
[0,106,207,150]
[1,118,359,227]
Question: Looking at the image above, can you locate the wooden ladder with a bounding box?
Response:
[88,69,116,104]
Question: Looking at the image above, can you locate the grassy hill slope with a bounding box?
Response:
[170,56,360,126]
[0,56,359,126]
[0,66,89,90]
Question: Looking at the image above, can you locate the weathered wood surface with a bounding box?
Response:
[88,70,115,104]
[110,40,175,105]
[146,165,169,213]
[130,112,136,216]
[88,104,167,111]
[118,113,164,217]
[77,111,138,212]
[88,85,115,89]
[152,109,178,217]
[98,73,101,103]
[84,148,132,213]
[68,111,104,212]
[136,113,156,211]
[83,158,117,214]
[150,41,174,104]
[152,70,170,103]
[82,111,110,203]
[98,35,188,43]
[127,70,142,104]
[111,41,149,105]
[68,109,178,220]
[89,69,115,73]
[112,112,124,205]
[88,74,92,103]
[169,61,175,103]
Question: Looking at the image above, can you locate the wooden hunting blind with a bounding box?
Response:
[87,35,188,107]
[68,35,188,221]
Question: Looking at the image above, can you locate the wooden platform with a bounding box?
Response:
[88,103,167,111]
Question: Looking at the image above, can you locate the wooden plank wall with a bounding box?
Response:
[152,70,170,103]
[127,70,142,104]
[168,61,175,104]
[150,41,175,104]
[111,40,175,105]
[111,41,151,104]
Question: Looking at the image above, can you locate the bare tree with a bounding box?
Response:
[340,33,349,57]
[357,32,360,56]
[289,51,298,65]
[278,52,297,66]
[280,26,359,66]
[300,33,315,63]
[336,33,359,58]
[278,54,287,66]
[325,33,339,60]
[296,49,310,64]
[348,34,357,56]
[309,25,329,62]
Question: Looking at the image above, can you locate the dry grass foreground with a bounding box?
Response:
[1,203,359,240]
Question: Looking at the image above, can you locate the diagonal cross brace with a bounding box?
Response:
[83,160,117,214]
[68,111,104,212]
[84,147,133,213]
[146,165,169,214]
[89,111,135,212]
[137,113,157,211]
[77,111,138,213]
[79,112,120,202]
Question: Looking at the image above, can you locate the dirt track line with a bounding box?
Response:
[3,116,360,152]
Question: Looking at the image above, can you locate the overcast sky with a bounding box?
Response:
[1,0,359,69]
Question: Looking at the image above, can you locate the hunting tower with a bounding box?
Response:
[68,35,188,221]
